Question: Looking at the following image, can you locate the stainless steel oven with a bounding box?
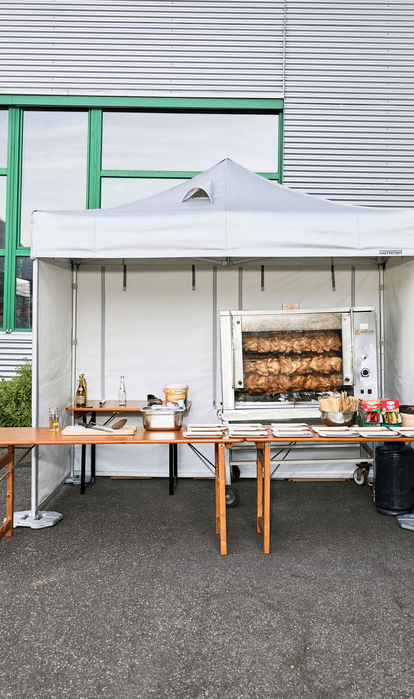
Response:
[219,307,378,421]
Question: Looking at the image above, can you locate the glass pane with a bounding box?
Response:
[101,177,188,208]
[0,258,4,328]
[0,177,6,249]
[0,111,7,168]
[15,257,33,329]
[102,112,279,172]
[21,111,88,247]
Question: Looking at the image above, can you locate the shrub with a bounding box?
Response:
[0,360,32,427]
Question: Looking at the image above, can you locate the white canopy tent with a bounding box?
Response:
[20,159,414,528]
[32,159,414,259]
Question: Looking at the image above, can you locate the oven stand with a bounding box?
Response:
[229,442,374,480]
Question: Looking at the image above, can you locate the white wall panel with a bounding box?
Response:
[0,1,284,97]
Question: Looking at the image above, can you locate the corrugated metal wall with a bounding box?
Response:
[0,333,32,378]
[0,1,284,97]
[283,1,414,207]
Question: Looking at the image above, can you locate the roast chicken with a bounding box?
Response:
[243,372,343,393]
[243,330,341,355]
[244,355,342,377]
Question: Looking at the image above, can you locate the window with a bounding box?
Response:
[101,177,188,208]
[102,112,279,172]
[0,98,283,330]
[99,109,281,210]
[21,111,88,247]
[15,257,32,329]
[0,176,6,250]
[0,111,7,168]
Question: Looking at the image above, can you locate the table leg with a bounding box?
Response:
[80,444,86,495]
[216,443,227,555]
[0,446,14,541]
[263,443,271,554]
[91,411,96,483]
[169,444,178,495]
[91,444,96,482]
[256,442,271,554]
[215,444,219,534]
[6,446,14,537]
[257,443,263,533]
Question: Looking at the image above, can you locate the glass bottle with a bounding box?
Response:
[80,373,87,404]
[76,375,86,407]
[118,375,126,406]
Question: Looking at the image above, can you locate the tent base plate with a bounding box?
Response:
[65,475,81,485]
[13,511,63,529]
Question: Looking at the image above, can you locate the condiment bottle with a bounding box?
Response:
[76,375,86,407]
[118,376,126,406]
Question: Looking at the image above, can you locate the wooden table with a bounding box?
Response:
[0,427,242,555]
[245,430,411,555]
[66,401,192,495]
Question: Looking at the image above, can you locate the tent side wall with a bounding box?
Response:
[35,259,73,507]
[74,259,380,480]
[384,258,414,403]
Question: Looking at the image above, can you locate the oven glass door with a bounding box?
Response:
[233,312,350,404]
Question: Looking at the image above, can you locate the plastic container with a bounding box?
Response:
[374,442,414,516]
[163,383,188,406]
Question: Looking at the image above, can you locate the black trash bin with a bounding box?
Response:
[375,442,414,516]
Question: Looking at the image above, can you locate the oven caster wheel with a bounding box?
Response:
[226,485,240,508]
[353,467,368,486]
[231,465,240,483]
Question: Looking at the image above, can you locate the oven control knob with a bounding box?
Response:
[361,367,370,378]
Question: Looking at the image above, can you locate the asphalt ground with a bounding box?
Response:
[1,459,414,699]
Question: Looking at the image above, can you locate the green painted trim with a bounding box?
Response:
[5,106,23,330]
[101,170,280,180]
[101,170,199,179]
[278,111,284,183]
[0,168,6,176]
[0,95,283,110]
[86,109,102,209]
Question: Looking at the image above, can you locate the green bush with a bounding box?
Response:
[0,360,32,427]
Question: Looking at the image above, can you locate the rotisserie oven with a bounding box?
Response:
[219,307,378,421]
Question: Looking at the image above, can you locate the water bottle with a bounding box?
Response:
[118,375,126,406]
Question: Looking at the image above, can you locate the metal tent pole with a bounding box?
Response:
[14,258,63,529]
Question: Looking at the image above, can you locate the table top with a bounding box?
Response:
[66,400,192,413]
[0,427,243,446]
[243,428,409,444]
[0,426,410,446]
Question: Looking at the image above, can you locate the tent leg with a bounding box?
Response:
[14,259,63,529]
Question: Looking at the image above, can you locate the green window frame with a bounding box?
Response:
[0,96,284,329]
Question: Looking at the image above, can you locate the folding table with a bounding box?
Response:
[245,430,410,554]
[66,401,192,495]
[0,427,242,555]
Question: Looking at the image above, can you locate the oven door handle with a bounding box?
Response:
[232,316,244,389]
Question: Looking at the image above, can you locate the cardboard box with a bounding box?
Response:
[380,399,399,412]
[380,399,401,426]
[359,399,381,426]
[359,399,380,411]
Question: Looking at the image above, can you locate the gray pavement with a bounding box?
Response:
[1,463,414,699]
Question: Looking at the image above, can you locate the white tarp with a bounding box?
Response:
[36,259,72,506]
[31,159,414,261]
[385,257,414,403]
[73,260,379,479]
